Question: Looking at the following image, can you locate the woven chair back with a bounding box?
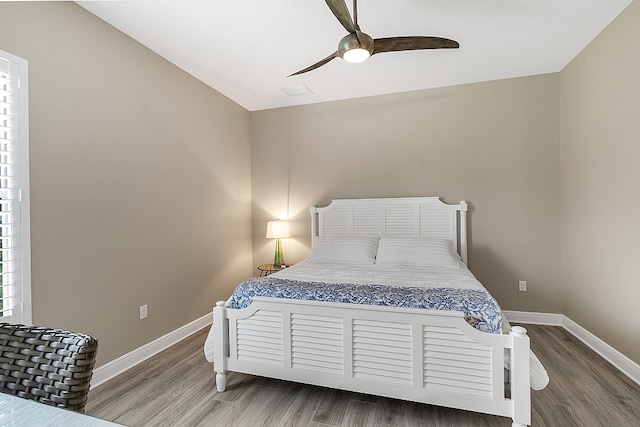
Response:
[0,323,98,412]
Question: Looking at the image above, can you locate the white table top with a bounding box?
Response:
[0,392,124,426]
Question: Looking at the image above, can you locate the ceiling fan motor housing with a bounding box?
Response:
[338,31,374,62]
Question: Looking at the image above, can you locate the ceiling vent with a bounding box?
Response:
[280,84,313,97]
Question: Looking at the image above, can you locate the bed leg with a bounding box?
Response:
[213,300,228,393]
[216,372,227,392]
[510,326,531,427]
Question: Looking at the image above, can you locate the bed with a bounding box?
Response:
[204,197,548,426]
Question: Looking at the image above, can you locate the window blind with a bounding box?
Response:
[0,57,16,319]
[0,51,30,323]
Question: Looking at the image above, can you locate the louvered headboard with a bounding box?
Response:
[310,197,468,264]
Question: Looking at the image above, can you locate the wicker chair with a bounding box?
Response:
[0,323,98,412]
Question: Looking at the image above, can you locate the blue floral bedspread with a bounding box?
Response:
[227,277,502,334]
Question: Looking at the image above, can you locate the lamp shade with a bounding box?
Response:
[266,220,291,239]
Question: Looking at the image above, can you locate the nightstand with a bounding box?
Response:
[257,264,288,277]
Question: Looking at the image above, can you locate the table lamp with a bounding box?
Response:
[266,220,291,267]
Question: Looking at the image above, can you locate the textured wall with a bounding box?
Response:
[560,1,640,363]
[251,74,562,314]
[0,2,253,366]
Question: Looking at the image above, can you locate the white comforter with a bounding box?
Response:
[272,260,484,289]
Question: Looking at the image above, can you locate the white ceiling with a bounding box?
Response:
[77,0,632,112]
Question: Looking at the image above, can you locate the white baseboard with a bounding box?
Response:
[502,310,564,326]
[91,312,212,388]
[561,316,640,386]
[503,310,640,386]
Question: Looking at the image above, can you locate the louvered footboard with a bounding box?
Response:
[213,297,531,427]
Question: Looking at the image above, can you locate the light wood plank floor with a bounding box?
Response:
[85,325,640,426]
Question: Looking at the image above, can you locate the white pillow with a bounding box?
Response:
[306,237,380,265]
[376,237,460,268]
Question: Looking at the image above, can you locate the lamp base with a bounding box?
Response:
[273,238,285,267]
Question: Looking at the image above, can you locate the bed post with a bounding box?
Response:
[459,201,468,264]
[213,300,228,392]
[310,205,318,238]
[510,326,531,427]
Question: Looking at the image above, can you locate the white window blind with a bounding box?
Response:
[0,50,31,324]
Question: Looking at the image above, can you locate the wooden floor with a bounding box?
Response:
[85,325,640,426]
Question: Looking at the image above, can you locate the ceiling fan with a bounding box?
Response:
[289,0,459,76]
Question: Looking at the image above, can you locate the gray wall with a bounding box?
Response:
[560,1,640,363]
[0,2,253,366]
[251,74,562,315]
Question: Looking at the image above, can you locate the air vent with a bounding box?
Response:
[280,84,312,97]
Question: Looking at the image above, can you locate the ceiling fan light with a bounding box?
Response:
[338,32,374,64]
[343,48,370,63]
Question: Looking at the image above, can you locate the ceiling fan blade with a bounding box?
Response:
[288,51,339,76]
[325,0,356,33]
[373,36,459,55]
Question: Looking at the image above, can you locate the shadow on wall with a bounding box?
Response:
[469,244,526,311]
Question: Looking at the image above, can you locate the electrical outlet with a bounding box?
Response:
[518,281,527,292]
[139,304,148,319]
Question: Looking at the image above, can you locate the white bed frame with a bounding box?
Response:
[212,197,531,426]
